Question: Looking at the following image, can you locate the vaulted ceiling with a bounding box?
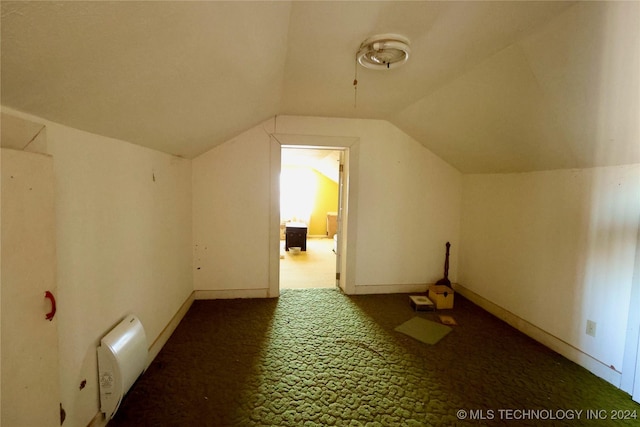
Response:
[2,1,638,173]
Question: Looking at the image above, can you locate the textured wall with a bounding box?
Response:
[192,116,462,296]
[192,120,274,294]
[459,165,640,383]
[310,169,339,236]
[2,108,193,427]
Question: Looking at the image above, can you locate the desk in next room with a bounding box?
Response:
[285,222,307,251]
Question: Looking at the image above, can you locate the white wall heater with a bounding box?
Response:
[97,314,148,420]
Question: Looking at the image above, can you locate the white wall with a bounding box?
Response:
[192,116,462,296]
[459,165,640,384]
[192,120,275,297]
[2,108,193,426]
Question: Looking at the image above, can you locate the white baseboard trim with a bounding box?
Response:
[453,283,622,387]
[195,288,270,300]
[86,411,105,427]
[147,291,195,367]
[355,283,429,295]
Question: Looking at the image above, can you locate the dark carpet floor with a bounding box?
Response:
[110,288,639,426]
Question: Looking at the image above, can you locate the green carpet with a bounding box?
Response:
[110,289,639,426]
[394,316,451,345]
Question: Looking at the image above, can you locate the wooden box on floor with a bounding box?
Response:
[428,285,455,309]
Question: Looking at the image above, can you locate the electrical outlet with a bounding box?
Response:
[586,320,597,337]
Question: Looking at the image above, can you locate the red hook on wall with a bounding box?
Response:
[45,291,56,321]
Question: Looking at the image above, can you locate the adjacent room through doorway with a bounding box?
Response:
[279,147,342,289]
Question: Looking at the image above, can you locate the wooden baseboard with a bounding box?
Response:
[453,283,622,387]
[195,288,270,299]
[354,283,429,295]
[86,411,105,427]
[147,292,195,367]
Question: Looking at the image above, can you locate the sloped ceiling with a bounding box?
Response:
[282,148,341,183]
[1,1,638,173]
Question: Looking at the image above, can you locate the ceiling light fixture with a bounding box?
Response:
[352,33,411,108]
[356,33,411,70]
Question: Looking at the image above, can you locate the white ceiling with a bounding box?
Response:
[2,1,638,173]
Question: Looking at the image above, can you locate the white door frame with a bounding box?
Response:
[621,214,640,402]
[633,339,640,403]
[335,150,346,290]
[268,134,359,297]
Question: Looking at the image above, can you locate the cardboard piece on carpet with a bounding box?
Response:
[439,315,457,326]
[394,316,452,345]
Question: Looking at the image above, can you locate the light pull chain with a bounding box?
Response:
[353,54,359,108]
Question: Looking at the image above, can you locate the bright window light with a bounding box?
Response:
[280,167,317,224]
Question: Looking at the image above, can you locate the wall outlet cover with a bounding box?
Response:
[586,320,597,337]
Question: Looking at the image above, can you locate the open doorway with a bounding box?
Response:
[279,147,342,289]
[268,133,358,297]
